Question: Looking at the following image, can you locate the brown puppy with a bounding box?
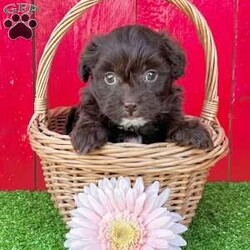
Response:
[66,25,213,154]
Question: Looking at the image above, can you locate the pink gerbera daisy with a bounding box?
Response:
[65,177,187,250]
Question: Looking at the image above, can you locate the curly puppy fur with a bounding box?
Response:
[66,25,213,154]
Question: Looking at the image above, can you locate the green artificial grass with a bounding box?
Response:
[184,183,250,250]
[0,192,67,250]
[0,183,249,250]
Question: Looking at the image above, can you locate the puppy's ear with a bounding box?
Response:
[160,34,186,80]
[79,40,99,82]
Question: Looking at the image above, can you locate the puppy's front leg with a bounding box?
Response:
[70,115,107,154]
[70,89,108,154]
[167,118,213,150]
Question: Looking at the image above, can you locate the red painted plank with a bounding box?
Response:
[0,0,34,190]
[137,0,233,181]
[231,0,250,181]
[34,0,136,189]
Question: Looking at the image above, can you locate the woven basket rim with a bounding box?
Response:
[29,107,229,173]
[37,107,223,148]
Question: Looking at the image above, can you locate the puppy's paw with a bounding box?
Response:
[70,125,107,154]
[169,120,214,150]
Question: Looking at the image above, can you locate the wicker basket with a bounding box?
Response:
[28,0,228,226]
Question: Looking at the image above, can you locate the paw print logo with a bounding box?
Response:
[4,14,37,40]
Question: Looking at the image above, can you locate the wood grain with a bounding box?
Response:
[231,0,250,181]
[0,0,34,190]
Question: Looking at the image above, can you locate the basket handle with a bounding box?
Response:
[32,0,218,125]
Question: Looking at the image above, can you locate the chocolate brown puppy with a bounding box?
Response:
[66,25,213,154]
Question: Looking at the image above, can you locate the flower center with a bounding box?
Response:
[109,219,140,250]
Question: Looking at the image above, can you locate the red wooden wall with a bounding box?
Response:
[0,0,249,190]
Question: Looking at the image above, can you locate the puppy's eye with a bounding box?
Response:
[104,72,118,85]
[145,70,158,82]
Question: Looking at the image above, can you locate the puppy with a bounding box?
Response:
[66,25,213,154]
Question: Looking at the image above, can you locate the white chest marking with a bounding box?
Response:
[120,118,147,129]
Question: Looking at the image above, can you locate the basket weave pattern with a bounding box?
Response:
[28,0,228,226]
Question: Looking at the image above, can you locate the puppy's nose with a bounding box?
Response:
[124,102,137,115]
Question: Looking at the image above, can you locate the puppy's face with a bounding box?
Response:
[80,25,185,127]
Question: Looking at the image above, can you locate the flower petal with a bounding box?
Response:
[69,240,89,249]
[110,177,117,187]
[84,186,90,194]
[103,177,114,190]
[157,188,171,207]
[77,207,101,223]
[118,176,130,197]
[133,177,144,198]
[169,235,187,247]
[170,223,187,234]
[70,228,97,239]
[148,229,174,239]
[134,193,147,216]
[146,181,160,196]
[70,209,82,218]
[125,177,131,187]
[65,239,93,249]
[97,179,104,190]
[86,195,106,216]
[97,188,114,212]
[89,183,99,197]
[114,188,126,211]
[68,217,98,230]
[147,238,169,248]
[161,247,181,250]
[168,247,181,250]
[126,188,135,212]
[141,244,155,250]
[103,187,118,210]
[78,193,91,209]
[65,232,78,240]
[144,207,167,225]
[169,212,183,223]
[83,244,102,250]
[147,216,172,230]
[141,194,158,218]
